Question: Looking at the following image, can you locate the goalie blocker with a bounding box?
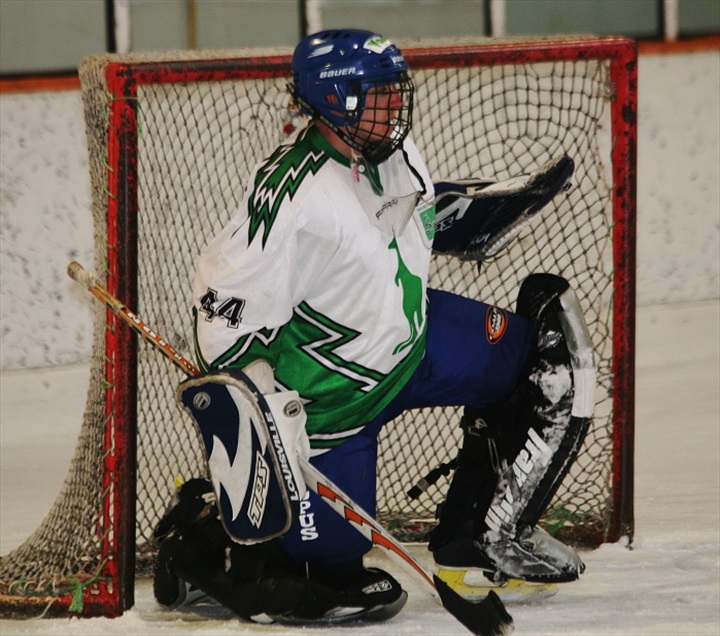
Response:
[177,361,309,543]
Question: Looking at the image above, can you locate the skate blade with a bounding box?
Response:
[436,568,558,604]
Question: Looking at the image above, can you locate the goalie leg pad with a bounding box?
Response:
[177,367,307,544]
[432,274,594,584]
[483,274,595,541]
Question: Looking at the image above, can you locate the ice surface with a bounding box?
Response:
[1,301,718,635]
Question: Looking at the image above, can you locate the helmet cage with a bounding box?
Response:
[341,75,414,164]
[290,73,414,165]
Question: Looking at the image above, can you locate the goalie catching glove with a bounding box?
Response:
[433,155,574,261]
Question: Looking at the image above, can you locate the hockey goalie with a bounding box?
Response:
[153,27,596,629]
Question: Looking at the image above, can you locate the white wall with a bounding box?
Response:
[1,50,718,371]
[0,90,94,369]
[636,51,720,304]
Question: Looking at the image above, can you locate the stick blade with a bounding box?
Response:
[433,575,514,636]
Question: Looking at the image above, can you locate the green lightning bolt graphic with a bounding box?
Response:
[291,302,385,393]
[248,133,328,247]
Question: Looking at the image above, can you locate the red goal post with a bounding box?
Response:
[0,36,637,618]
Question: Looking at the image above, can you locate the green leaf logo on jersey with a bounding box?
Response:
[389,237,424,355]
[248,134,328,247]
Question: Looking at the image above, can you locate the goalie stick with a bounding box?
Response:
[67,261,514,636]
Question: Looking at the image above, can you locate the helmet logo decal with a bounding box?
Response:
[319,67,357,79]
[308,44,334,58]
[364,36,391,53]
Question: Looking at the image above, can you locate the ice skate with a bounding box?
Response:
[433,526,582,602]
[268,564,408,626]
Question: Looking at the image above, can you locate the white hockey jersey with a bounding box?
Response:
[192,123,436,450]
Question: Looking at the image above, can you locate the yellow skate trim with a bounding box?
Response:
[436,568,559,604]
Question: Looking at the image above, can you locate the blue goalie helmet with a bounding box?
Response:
[291,29,414,164]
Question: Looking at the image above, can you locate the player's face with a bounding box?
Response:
[352,83,404,146]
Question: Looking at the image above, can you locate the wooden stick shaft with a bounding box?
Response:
[67,261,199,377]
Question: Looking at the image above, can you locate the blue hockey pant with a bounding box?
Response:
[281,288,534,565]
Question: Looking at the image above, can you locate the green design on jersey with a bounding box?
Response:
[248,130,328,247]
[290,302,385,393]
[388,237,424,355]
[199,296,425,441]
[194,302,281,372]
[285,300,426,439]
[211,327,281,370]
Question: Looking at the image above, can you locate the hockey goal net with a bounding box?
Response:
[0,36,637,617]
